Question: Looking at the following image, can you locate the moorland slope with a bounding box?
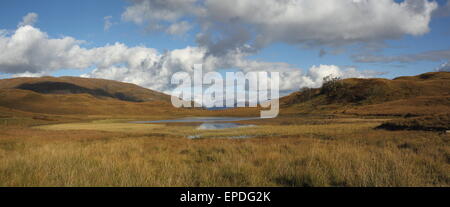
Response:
[280,72,450,116]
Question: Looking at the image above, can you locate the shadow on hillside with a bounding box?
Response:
[16,81,142,102]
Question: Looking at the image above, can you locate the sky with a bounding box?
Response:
[0,0,450,95]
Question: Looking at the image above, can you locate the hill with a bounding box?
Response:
[376,113,450,131]
[0,76,169,102]
[0,76,261,118]
[1,72,448,118]
[0,76,174,116]
[280,72,450,116]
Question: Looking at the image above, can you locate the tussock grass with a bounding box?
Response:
[37,122,161,133]
[377,113,450,131]
[0,117,448,187]
[0,72,448,186]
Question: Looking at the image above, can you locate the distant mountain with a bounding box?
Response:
[280,72,450,116]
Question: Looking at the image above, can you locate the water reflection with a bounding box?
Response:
[197,123,255,130]
[130,117,260,124]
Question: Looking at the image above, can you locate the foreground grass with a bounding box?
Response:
[0,117,448,187]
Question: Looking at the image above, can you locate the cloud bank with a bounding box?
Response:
[3,0,444,92]
[0,16,380,93]
[123,0,438,55]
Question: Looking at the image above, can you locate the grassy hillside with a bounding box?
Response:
[0,88,176,115]
[0,72,448,118]
[0,76,177,116]
[377,113,450,131]
[0,73,448,187]
[281,72,450,116]
[0,76,263,118]
[0,76,170,102]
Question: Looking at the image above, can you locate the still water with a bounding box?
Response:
[131,117,259,138]
[131,117,259,130]
[130,117,260,124]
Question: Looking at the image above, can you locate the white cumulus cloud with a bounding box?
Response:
[0,25,90,74]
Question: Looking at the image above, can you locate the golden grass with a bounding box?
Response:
[0,72,448,186]
[345,96,450,116]
[0,116,448,187]
[377,113,450,131]
[37,122,160,133]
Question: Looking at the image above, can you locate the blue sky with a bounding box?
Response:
[0,0,449,93]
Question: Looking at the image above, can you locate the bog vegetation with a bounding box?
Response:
[0,72,448,186]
